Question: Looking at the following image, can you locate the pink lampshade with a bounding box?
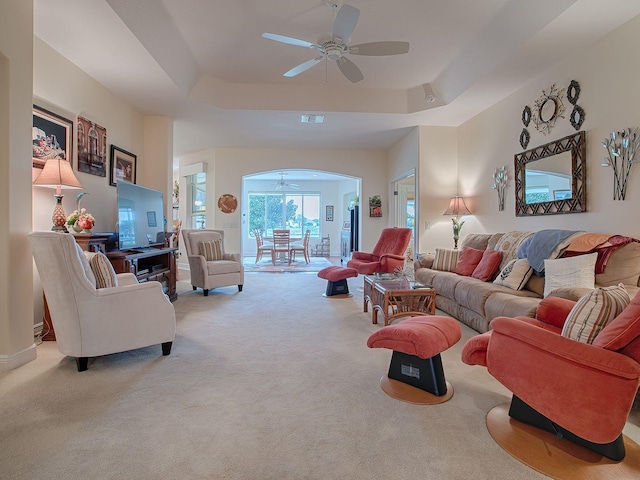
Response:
[33,159,83,194]
[443,196,472,216]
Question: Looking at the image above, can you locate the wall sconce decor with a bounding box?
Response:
[492,166,508,211]
[601,127,640,200]
[443,196,472,249]
[567,80,585,131]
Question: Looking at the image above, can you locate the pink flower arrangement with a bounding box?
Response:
[66,208,95,230]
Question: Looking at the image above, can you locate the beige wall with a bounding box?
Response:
[0,0,37,372]
[439,13,640,248]
[178,147,388,255]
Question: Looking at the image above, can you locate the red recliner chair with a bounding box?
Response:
[347,227,412,275]
[461,292,640,461]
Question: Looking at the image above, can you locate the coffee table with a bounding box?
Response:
[363,274,436,326]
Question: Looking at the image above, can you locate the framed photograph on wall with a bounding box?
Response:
[32,105,73,169]
[326,205,334,221]
[369,195,382,217]
[77,116,107,177]
[109,145,137,186]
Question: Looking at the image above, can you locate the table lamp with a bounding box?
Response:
[33,159,83,232]
[443,196,471,249]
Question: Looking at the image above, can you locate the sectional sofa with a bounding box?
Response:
[414,231,640,333]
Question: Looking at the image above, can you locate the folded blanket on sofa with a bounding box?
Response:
[517,229,584,275]
[563,234,639,273]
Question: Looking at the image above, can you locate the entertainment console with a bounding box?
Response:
[107,247,178,301]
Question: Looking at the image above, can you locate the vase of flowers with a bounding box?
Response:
[66,208,95,234]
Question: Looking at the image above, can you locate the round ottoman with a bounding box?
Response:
[367,315,462,404]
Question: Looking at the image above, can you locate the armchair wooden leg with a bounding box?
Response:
[76,357,88,372]
[192,286,196,290]
[162,342,173,356]
[203,289,209,296]
[238,285,243,292]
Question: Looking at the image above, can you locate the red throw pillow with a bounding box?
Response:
[593,290,640,351]
[471,250,503,281]
[453,247,485,276]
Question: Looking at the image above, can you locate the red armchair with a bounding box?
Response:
[347,227,412,275]
[461,293,640,460]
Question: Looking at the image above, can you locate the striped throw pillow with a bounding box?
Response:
[561,284,630,343]
[199,240,223,261]
[432,248,460,272]
[84,251,118,289]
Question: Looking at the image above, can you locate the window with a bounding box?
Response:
[249,192,320,238]
[190,172,206,229]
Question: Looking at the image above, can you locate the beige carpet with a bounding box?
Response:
[1,273,639,480]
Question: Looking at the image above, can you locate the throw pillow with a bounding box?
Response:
[84,251,118,289]
[432,248,460,272]
[493,231,534,271]
[543,252,597,298]
[452,247,485,276]
[593,290,640,351]
[493,258,533,290]
[471,250,503,282]
[77,243,96,286]
[199,240,223,261]
[561,284,630,344]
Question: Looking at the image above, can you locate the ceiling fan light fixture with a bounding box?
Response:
[301,114,325,124]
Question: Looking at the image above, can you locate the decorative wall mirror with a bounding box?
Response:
[531,84,566,135]
[514,131,587,216]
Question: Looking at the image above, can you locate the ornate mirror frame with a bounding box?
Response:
[514,131,587,216]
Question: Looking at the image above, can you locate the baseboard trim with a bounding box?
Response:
[0,343,37,374]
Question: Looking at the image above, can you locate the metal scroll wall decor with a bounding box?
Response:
[531,84,566,136]
[567,79,585,130]
[492,165,508,211]
[601,127,640,200]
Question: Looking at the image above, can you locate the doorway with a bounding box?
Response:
[393,170,417,255]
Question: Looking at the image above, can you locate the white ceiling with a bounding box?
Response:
[33,0,640,159]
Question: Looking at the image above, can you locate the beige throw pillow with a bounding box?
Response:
[432,248,460,272]
[199,240,223,261]
[561,284,630,343]
[493,258,533,291]
[543,253,597,298]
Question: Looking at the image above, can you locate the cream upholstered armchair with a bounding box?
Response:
[28,231,176,372]
[181,229,244,296]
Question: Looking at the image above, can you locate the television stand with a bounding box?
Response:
[106,246,177,301]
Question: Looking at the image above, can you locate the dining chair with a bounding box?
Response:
[290,229,311,264]
[271,229,291,265]
[253,229,273,263]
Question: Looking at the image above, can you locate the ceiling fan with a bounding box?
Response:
[262,1,409,83]
[268,173,300,190]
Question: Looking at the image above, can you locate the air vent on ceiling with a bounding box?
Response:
[301,114,325,124]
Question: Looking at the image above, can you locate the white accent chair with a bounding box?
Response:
[181,229,244,296]
[29,231,176,372]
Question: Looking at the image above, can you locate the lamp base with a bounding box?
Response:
[51,194,68,233]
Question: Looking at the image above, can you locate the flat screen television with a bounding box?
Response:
[117,182,165,250]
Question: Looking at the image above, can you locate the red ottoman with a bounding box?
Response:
[367,316,462,404]
[317,266,358,296]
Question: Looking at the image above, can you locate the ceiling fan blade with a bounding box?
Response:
[332,4,359,41]
[337,57,364,83]
[284,57,324,77]
[262,33,315,49]
[349,41,410,56]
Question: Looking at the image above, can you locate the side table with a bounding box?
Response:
[364,275,436,326]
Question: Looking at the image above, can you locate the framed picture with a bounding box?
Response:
[77,115,107,177]
[109,145,137,186]
[369,195,382,217]
[32,105,73,169]
[326,205,334,221]
[147,211,157,228]
[553,189,572,200]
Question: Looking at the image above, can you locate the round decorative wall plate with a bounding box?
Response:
[217,194,238,213]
